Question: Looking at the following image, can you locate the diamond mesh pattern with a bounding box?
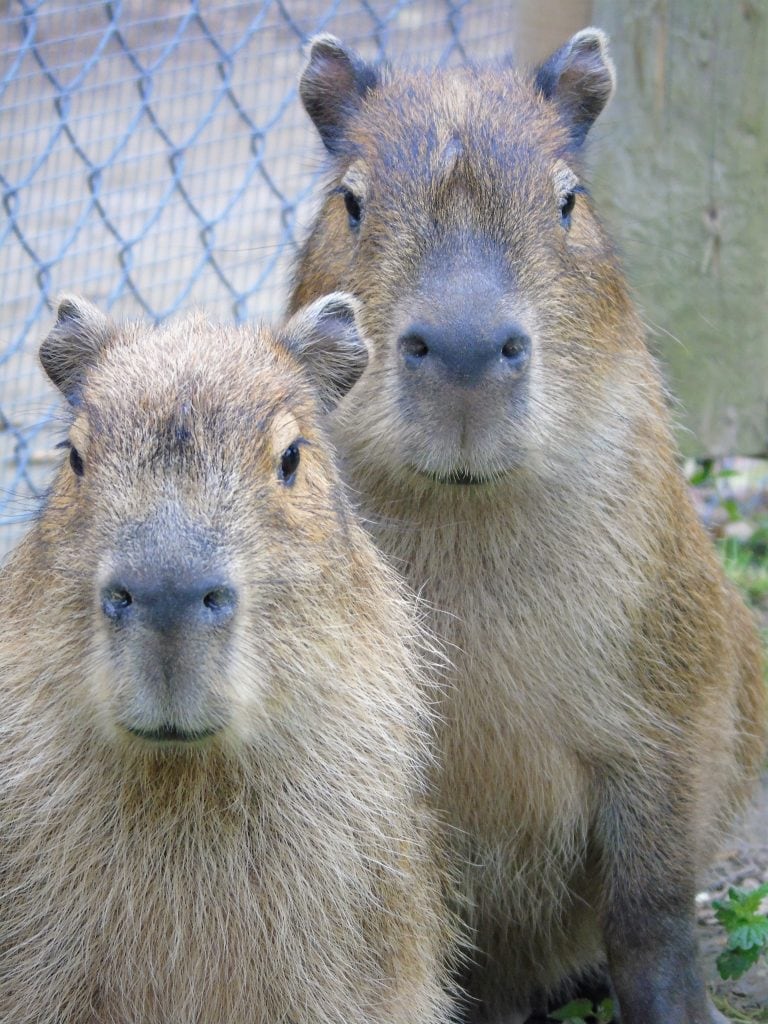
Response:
[0,0,514,555]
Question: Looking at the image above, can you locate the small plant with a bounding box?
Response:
[713,882,768,980]
[549,997,614,1023]
[688,459,742,520]
[718,531,768,610]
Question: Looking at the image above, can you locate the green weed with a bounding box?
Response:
[714,883,768,981]
[718,532,768,610]
[548,998,614,1023]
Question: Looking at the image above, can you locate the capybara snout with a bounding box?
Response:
[97,530,239,743]
[98,515,238,636]
[396,239,533,388]
[99,567,238,634]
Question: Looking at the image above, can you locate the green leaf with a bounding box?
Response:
[688,458,714,486]
[596,997,615,1023]
[550,999,594,1022]
[727,920,768,951]
[714,882,768,921]
[737,882,768,912]
[713,903,741,931]
[714,882,768,980]
[717,944,762,980]
[721,497,742,522]
[689,465,713,486]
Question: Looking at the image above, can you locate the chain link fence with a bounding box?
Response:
[0,0,518,556]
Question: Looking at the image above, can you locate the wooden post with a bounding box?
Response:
[590,0,768,456]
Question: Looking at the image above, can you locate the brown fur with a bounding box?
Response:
[291,32,767,1024]
[0,297,459,1024]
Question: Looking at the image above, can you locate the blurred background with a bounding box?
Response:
[1,0,766,556]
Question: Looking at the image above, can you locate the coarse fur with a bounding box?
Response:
[0,296,459,1024]
[291,31,767,1024]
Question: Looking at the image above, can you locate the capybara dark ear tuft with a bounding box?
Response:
[299,34,379,154]
[39,294,114,405]
[282,292,369,410]
[534,28,615,146]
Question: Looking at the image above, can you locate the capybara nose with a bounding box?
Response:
[398,320,531,385]
[101,573,237,632]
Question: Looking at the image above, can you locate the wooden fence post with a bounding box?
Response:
[590,0,768,456]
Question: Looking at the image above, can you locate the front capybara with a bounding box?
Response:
[0,294,459,1024]
[290,30,767,1024]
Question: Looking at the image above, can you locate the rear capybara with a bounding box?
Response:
[291,30,767,1024]
[0,294,459,1024]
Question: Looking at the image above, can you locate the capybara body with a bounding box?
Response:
[291,31,767,1024]
[0,295,458,1024]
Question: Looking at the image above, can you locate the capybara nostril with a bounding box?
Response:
[399,331,430,367]
[202,585,237,620]
[101,585,133,622]
[500,330,531,373]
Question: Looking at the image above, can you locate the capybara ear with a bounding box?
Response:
[281,292,369,410]
[299,34,379,154]
[40,294,114,405]
[534,28,615,146]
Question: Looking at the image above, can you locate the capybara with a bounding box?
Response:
[0,294,459,1024]
[290,29,767,1024]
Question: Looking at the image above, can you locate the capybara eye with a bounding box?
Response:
[559,190,576,226]
[278,443,301,485]
[69,446,85,477]
[342,188,362,229]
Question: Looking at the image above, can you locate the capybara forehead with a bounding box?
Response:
[80,316,316,449]
[346,66,574,180]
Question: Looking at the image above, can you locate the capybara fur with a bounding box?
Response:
[0,294,459,1024]
[291,29,767,1024]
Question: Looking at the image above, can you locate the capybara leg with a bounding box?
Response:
[597,781,715,1024]
[607,916,721,1023]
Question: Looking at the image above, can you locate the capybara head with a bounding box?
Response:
[39,293,368,748]
[294,31,640,485]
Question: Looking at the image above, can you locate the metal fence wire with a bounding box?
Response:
[0,0,516,556]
